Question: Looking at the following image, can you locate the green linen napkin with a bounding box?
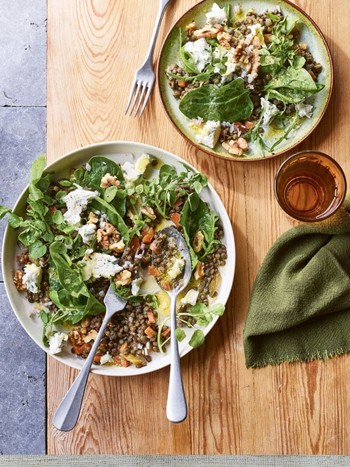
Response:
[243,198,350,368]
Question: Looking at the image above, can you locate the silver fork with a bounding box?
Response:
[52,285,127,432]
[125,0,171,117]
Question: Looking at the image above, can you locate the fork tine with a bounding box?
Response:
[128,81,144,116]
[133,82,148,117]
[138,84,153,117]
[125,78,139,115]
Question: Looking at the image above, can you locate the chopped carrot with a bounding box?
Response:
[160,279,172,291]
[147,311,156,324]
[144,326,156,338]
[143,233,154,243]
[120,358,130,368]
[177,80,186,87]
[142,226,154,243]
[170,212,181,227]
[72,343,92,356]
[130,235,141,253]
[173,198,184,208]
[113,356,130,367]
[119,342,128,353]
[234,121,245,131]
[244,121,254,129]
[161,328,171,338]
[93,355,101,364]
[150,240,161,254]
[148,265,161,277]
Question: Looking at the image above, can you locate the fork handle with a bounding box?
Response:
[52,316,110,432]
[142,0,171,66]
[166,292,187,423]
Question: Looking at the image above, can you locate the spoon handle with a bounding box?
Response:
[52,316,110,432]
[166,293,187,423]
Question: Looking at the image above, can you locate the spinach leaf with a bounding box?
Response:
[180,192,219,268]
[179,78,253,122]
[265,66,319,92]
[48,242,105,324]
[75,156,125,191]
[90,196,129,243]
[267,84,324,104]
[264,66,324,104]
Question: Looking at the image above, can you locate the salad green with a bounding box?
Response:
[165,2,326,157]
[1,153,228,368]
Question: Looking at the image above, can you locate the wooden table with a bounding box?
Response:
[47,0,350,455]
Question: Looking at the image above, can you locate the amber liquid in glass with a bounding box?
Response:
[283,161,339,220]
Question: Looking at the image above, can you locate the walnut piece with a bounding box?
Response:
[193,24,224,39]
[109,239,125,253]
[222,137,248,156]
[83,329,98,343]
[13,270,26,291]
[217,31,232,49]
[193,231,205,253]
[69,329,84,346]
[140,206,156,220]
[87,211,99,224]
[97,222,122,251]
[194,262,205,280]
[114,270,132,287]
[186,21,197,36]
[100,173,120,188]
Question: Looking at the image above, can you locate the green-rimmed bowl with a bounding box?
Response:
[158,0,333,161]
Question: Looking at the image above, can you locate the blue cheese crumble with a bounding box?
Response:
[77,223,97,244]
[195,120,221,148]
[81,252,123,281]
[63,186,99,226]
[205,3,227,26]
[183,38,211,72]
[49,331,68,355]
[22,263,42,293]
[167,257,185,280]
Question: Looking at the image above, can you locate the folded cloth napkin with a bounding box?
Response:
[244,198,350,368]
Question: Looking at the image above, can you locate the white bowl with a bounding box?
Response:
[2,141,235,376]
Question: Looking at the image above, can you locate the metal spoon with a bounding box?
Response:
[52,286,126,431]
[157,226,192,423]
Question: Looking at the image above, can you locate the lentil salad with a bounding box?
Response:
[0,153,227,369]
[165,2,325,157]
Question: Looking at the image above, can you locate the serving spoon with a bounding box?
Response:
[52,286,126,431]
[156,226,192,423]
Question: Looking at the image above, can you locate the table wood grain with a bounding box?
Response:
[47,0,350,455]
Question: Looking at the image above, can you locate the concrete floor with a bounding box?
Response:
[0,0,46,455]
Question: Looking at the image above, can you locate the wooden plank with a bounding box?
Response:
[47,0,350,454]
